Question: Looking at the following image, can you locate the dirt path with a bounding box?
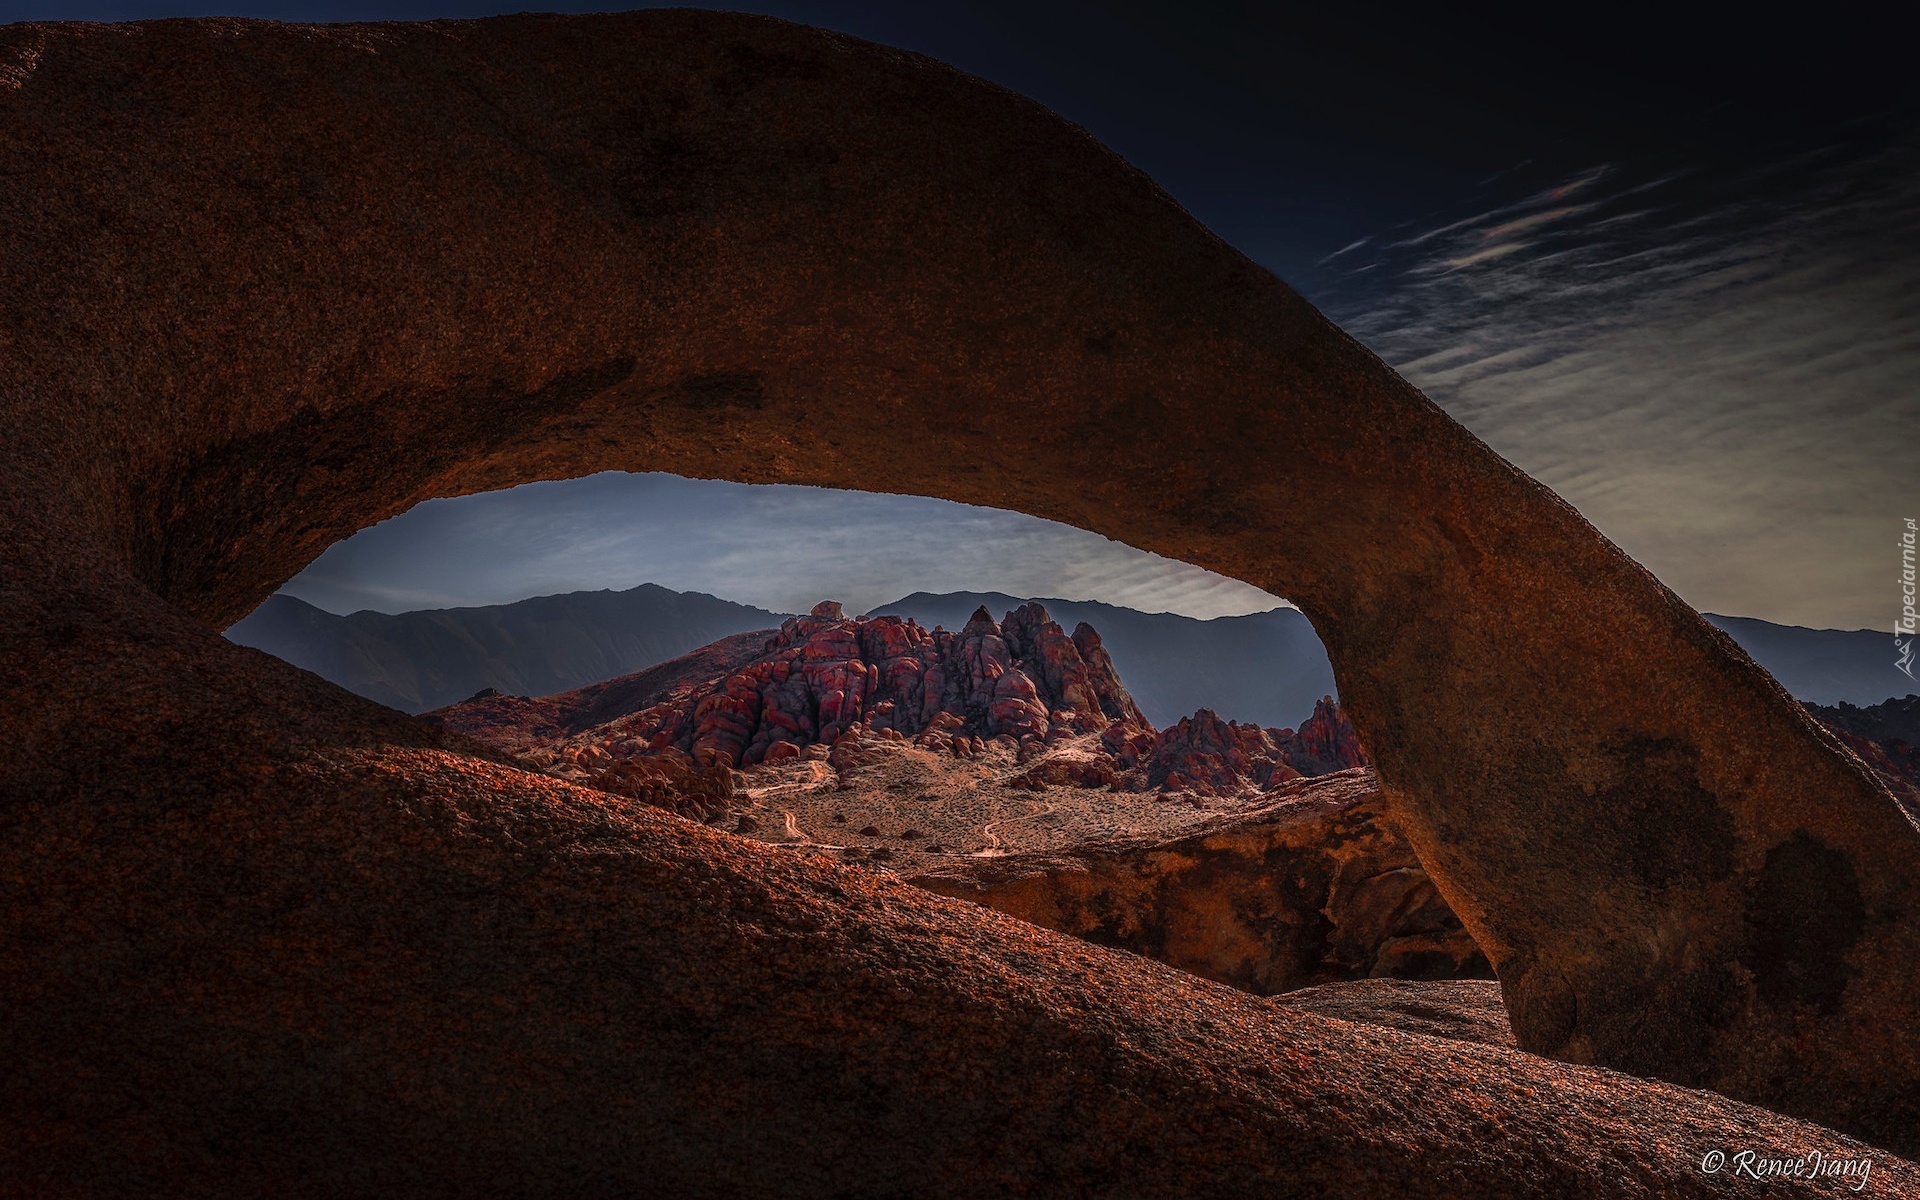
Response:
[971,800,1056,858]
[744,761,832,803]
[773,808,846,852]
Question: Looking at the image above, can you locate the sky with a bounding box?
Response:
[9,2,1916,628]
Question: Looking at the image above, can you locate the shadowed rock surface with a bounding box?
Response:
[3,10,1917,1193]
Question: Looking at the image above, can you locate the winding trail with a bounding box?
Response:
[972,800,1057,858]
[770,808,846,853]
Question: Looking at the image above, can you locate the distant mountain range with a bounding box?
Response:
[226,584,1914,722]
[225,586,786,714]
[1699,614,1911,707]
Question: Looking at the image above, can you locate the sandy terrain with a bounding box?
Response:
[727,731,1275,873]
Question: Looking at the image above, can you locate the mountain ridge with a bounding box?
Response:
[225,584,788,713]
[227,582,1914,720]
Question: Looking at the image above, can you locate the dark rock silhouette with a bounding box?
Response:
[1810,693,1920,746]
[4,10,1917,1192]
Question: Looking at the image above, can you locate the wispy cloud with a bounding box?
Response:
[1319,138,1920,629]
[1318,236,1372,263]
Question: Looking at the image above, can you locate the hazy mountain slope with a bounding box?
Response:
[1703,614,1911,706]
[874,591,1337,728]
[226,584,1913,722]
[225,586,789,713]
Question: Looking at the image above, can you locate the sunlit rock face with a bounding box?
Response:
[913,769,1490,996]
[428,603,1365,800]
[432,600,1147,769]
[4,9,1918,1193]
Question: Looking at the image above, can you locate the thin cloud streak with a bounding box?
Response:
[1320,137,1920,629]
[272,141,1919,632]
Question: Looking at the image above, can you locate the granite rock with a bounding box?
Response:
[4,10,1918,1188]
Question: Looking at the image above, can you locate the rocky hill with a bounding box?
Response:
[235,582,1920,729]
[427,600,1367,800]
[433,603,1455,1004]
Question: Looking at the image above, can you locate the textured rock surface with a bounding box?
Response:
[912,769,1490,995]
[430,605,1358,810]
[3,10,1918,1190]
[1285,694,1372,775]
[432,601,1144,773]
[1275,979,1516,1049]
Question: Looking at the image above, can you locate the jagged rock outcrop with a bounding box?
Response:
[436,600,1145,776]
[7,11,1920,1192]
[433,610,1365,814]
[1283,694,1371,775]
[1145,707,1300,792]
[1140,698,1366,793]
[914,769,1490,995]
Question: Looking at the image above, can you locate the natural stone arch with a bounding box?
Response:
[1,10,1914,1187]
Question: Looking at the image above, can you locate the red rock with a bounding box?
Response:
[1146,708,1299,793]
[1006,757,1120,791]
[443,601,1157,781]
[1101,720,1156,768]
[596,751,735,823]
[459,615,1365,810]
[1279,696,1368,776]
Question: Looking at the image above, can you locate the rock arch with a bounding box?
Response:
[1,10,1914,1188]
